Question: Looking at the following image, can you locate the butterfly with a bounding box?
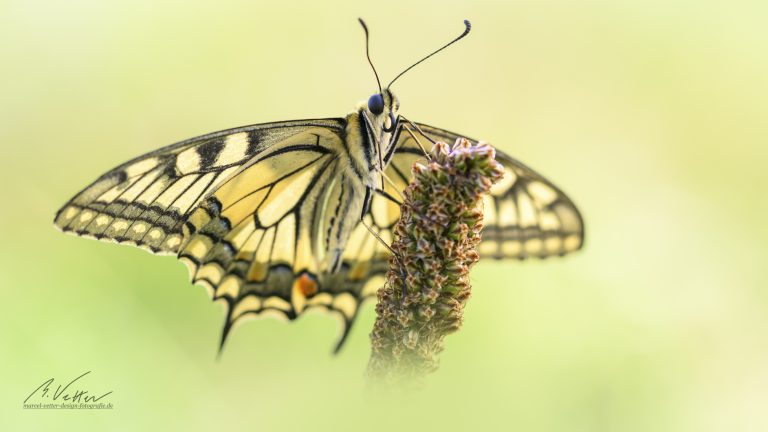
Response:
[54,19,584,353]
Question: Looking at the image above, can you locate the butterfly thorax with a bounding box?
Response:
[343,90,400,188]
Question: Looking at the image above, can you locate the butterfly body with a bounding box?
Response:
[55,22,583,352]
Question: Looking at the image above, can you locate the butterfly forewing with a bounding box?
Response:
[54,119,346,254]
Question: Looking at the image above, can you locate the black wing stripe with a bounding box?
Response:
[67,164,166,238]
[87,167,170,237]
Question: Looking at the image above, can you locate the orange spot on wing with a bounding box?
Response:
[295,273,318,297]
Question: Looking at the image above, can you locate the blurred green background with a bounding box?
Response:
[2,0,767,430]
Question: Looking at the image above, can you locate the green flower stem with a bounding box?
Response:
[367,138,505,383]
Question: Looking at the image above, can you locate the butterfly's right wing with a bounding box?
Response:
[56,118,382,350]
[54,119,347,255]
[177,130,387,351]
[389,121,584,260]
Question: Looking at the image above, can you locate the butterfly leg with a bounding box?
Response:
[399,115,437,159]
[361,187,410,301]
[360,217,396,260]
[359,217,409,302]
[404,125,431,160]
[373,167,406,202]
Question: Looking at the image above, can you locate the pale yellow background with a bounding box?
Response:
[2,0,767,431]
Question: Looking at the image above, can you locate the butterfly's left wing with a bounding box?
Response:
[387,121,585,260]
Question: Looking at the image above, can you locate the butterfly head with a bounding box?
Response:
[365,89,399,131]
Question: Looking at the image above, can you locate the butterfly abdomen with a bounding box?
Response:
[314,172,366,274]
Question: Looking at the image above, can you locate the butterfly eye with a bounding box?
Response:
[367,94,384,115]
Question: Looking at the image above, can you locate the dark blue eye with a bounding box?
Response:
[367,94,384,115]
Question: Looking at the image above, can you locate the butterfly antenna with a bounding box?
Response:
[358,18,383,94]
[387,20,471,89]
